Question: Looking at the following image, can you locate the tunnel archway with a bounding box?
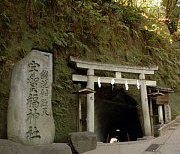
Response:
[95,85,143,143]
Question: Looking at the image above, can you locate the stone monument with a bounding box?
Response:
[7,50,55,145]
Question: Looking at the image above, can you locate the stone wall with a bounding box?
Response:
[0,139,72,154]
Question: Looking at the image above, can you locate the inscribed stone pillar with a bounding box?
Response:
[7,50,55,145]
[164,104,171,123]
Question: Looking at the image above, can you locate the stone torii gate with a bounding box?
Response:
[70,56,158,137]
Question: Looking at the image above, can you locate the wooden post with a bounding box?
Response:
[78,94,82,131]
[115,72,122,78]
[140,74,152,136]
[87,69,94,132]
[149,96,154,136]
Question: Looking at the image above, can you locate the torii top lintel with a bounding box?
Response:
[70,56,158,75]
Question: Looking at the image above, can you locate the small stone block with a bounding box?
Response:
[68,132,97,154]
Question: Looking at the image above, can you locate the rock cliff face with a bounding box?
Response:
[0,0,179,142]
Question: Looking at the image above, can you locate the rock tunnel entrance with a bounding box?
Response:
[95,85,143,143]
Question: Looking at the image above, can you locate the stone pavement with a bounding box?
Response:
[141,121,180,154]
[83,120,180,154]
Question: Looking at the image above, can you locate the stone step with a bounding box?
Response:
[173,123,180,126]
[137,136,154,141]
[168,127,176,130]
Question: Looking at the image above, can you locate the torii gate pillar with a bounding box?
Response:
[87,69,94,132]
[140,74,152,136]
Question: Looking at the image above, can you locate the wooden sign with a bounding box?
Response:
[156,94,169,104]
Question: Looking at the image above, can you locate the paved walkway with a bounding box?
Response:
[141,122,180,154]
[83,119,180,154]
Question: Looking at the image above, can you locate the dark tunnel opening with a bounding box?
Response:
[95,85,143,143]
